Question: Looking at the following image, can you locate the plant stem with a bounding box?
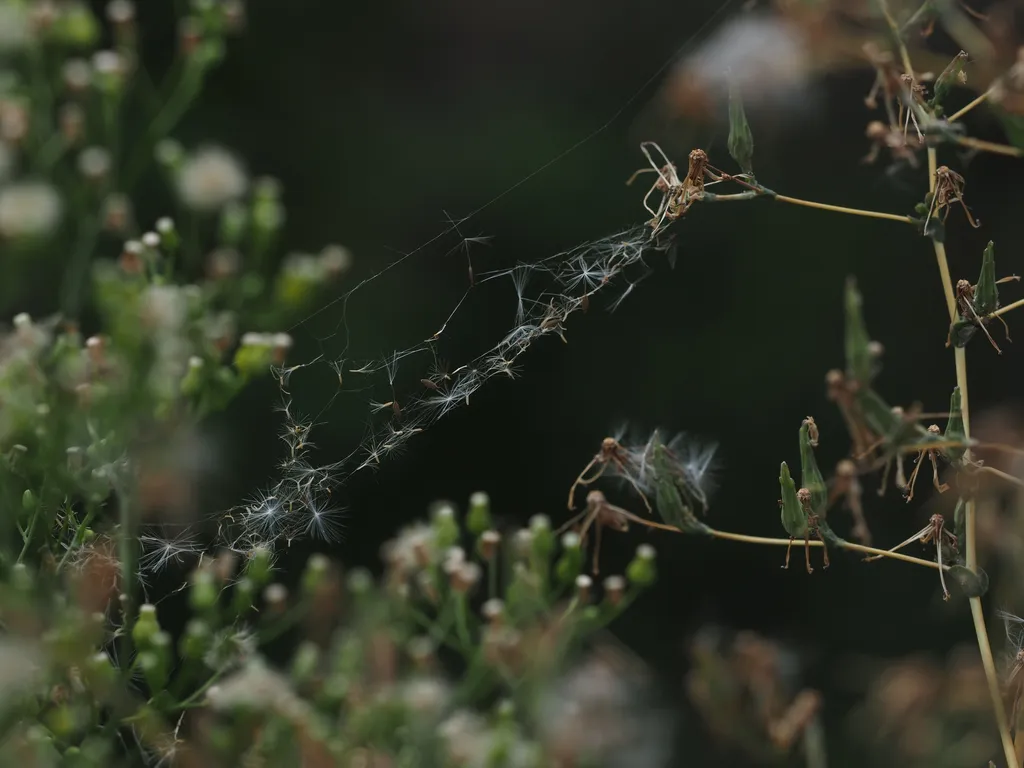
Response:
[707,528,948,570]
[977,465,1024,488]
[878,0,915,77]
[991,297,1024,319]
[773,195,915,224]
[928,144,1018,768]
[948,88,994,123]
[956,135,1023,158]
[705,189,915,224]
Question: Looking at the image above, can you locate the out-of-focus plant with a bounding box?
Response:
[0,490,669,766]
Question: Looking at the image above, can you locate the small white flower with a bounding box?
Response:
[77,146,111,180]
[0,182,62,239]
[176,145,249,212]
[140,285,187,333]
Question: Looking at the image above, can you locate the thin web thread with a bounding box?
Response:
[141,1,741,569]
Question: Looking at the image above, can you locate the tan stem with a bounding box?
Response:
[977,465,1024,489]
[708,529,947,570]
[948,89,994,123]
[929,142,1018,768]
[991,297,1024,319]
[772,195,916,224]
[956,135,1023,158]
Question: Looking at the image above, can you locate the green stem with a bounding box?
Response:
[122,60,205,191]
[117,484,137,671]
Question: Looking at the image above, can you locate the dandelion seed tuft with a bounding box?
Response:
[176,145,248,212]
[0,182,62,239]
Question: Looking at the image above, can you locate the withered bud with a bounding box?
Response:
[102,194,132,234]
[797,487,813,511]
[825,369,846,400]
[512,528,533,559]
[406,636,436,669]
[927,424,941,435]
[603,575,626,606]
[213,551,238,583]
[263,583,288,614]
[207,248,241,280]
[575,574,592,602]
[836,459,856,478]
[802,416,819,446]
[867,340,884,359]
[479,530,500,560]
[482,598,505,624]
[415,570,439,606]
[59,103,85,144]
[450,561,481,594]
[85,335,105,365]
[119,240,144,275]
[179,17,203,56]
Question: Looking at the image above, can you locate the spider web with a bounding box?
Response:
[158,0,745,565]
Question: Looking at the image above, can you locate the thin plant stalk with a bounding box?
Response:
[948,88,994,122]
[929,144,1018,768]
[704,528,947,571]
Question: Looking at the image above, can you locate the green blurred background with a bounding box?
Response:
[44,0,1024,764]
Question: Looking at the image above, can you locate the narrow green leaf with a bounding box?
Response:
[943,387,966,463]
[653,441,711,535]
[931,50,968,112]
[779,462,806,539]
[799,420,827,515]
[972,240,998,316]
[952,497,966,564]
[844,277,873,386]
[949,564,989,598]
[950,318,977,348]
[727,79,754,175]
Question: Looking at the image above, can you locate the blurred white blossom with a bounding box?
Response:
[674,13,811,112]
[176,145,249,212]
[0,181,62,239]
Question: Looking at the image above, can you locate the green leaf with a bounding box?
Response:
[779,462,806,539]
[949,564,989,598]
[844,277,873,386]
[943,387,966,463]
[727,79,754,175]
[931,50,968,113]
[972,240,999,316]
[653,441,711,535]
[949,318,977,348]
[799,420,827,515]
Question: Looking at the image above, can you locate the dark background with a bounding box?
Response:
[75,0,1024,764]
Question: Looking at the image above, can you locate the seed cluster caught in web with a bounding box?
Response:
[181,221,678,562]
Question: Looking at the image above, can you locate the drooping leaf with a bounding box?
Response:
[943,387,966,463]
[799,420,827,515]
[653,441,711,536]
[949,564,989,598]
[844,277,873,386]
[931,50,968,113]
[727,79,754,176]
[779,462,806,539]
[972,240,998,316]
